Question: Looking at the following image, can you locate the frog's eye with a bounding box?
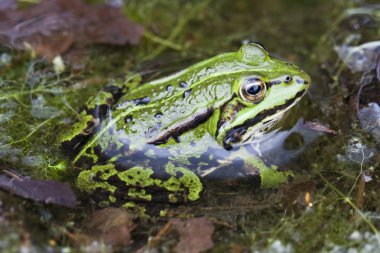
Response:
[239,78,267,102]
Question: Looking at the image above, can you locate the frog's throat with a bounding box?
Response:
[221,88,306,149]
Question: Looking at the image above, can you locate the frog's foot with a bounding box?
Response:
[76,162,204,206]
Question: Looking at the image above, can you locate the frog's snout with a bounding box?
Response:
[294,71,311,90]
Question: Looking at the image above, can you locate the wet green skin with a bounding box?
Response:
[60,44,310,208]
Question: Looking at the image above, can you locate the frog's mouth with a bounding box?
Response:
[220,89,306,150]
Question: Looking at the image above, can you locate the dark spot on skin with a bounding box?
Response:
[166,85,172,91]
[133,96,150,105]
[87,104,110,121]
[83,120,96,134]
[104,85,121,96]
[296,79,306,84]
[223,127,247,147]
[179,81,188,88]
[284,76,292,84]
[125,116,133,123]
[183,89,192,98]
[93,145,102,157]
[268,80,281,86]
[224,143,233,151]
[176,171,184,177]
[154,112,163,119]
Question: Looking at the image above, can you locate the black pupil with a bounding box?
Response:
[247,84,262,95]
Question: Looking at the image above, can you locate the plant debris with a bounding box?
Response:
[303,121,337,135]
[0,0,144,59]
[171,217,215,253]
[78,208,136,248]
[0,170,77,208]
[0,0,16,11]
[358,103,380,143]
[140,217,215,253]
[335,41,380,74]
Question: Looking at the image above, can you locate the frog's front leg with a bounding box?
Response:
[60,74,141,152]
[76,162,204,206]
[243,155,293,189]
[203,147,293,189]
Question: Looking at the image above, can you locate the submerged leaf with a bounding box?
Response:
[0,172,77,208]
[0,0,16,11]
[171,217,215,253]
[138,217,215,253]
[0,0,144,59]
[335,41,380,73]
[358,102,380,143]
[80,208,136,247]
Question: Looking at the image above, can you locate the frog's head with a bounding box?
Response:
[215,43,310,150]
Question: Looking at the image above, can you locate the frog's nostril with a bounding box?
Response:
[284,76,292,84]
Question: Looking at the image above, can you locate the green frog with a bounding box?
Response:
[60,43,310,208]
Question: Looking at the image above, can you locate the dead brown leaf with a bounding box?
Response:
[171,217,215,253]
[0,0,144,59]
[140,217,215,253]
[0,0,16,11]
[81,208,136,247]
[0,171,77,208]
